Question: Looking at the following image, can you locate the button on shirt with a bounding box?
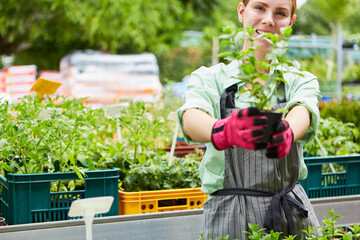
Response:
[177,60,321,195]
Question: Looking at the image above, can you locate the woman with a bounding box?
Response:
[177,0,322,239]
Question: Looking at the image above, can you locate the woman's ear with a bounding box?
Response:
[289,14,296,26]
[238,2,245,24]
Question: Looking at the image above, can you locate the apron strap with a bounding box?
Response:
[220,84,238,119]
[211,183,308,235]
[277,81,286,104]
[220,81,287,119]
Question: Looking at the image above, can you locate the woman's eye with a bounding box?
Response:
[255,6,264,11]
[276,11,286,16]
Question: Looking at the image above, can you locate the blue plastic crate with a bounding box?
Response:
[0,169,119,225]
[299,155,360,198]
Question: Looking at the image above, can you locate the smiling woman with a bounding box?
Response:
[177,0,322,239]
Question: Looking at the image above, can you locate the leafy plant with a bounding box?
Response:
[304,117,360,157]
[320,208,344,239]
[0,91,204,193]
[320,99,360,131]
[217,25,299,111]
[107,100,169,165]
[244,223,269,240]
[101,93,203,192]
[146,87,185,145]
[122,150,202,192]
[348,224,360,240]
[0,94,111,178]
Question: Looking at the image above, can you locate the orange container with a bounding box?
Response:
[118,188,208,215]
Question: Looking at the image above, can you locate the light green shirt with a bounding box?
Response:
[177,60,321,195]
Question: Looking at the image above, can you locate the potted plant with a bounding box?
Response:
[217,25,300,142]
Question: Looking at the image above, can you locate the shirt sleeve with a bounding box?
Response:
[177,64,226,144]
[285,70,321,144]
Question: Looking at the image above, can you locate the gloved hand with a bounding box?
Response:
[266,120,294,159]
[211,107,268,150]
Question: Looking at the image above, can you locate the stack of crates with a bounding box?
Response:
[0,65,36,102]
[299,155,360,198]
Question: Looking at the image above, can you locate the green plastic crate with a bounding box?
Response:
[299,155,360,198]
[0,169,119,225]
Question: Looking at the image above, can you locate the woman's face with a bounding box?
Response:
[238,0,296,51]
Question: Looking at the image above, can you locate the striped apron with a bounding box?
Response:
[202,84,320,240]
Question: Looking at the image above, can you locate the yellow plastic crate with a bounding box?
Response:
[118,188,208,215]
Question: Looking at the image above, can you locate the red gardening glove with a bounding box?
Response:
[266,120,294,159]
[211,107,268,150]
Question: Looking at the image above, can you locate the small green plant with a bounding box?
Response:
[348,224,360,240]
[217,25,300,111]
[320,208,344,239]
[244,223,269,240]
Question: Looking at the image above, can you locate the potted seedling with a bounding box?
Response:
[218,25,300,142]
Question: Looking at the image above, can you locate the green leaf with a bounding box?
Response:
[281,27,293,37]
[138,154,146,164]
[74,167,85,180]
[69,153,75,165]
[68,180,76,191]
[246,27,256,36]
[342,233,352,240]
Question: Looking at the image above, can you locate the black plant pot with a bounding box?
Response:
[260,111,283,143]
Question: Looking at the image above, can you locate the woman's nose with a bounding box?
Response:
[262,12,274,26]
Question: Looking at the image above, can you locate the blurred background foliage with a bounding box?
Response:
[0,0,360,160]
[1,0,360,84]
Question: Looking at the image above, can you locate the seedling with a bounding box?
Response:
[218,25,299,111]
